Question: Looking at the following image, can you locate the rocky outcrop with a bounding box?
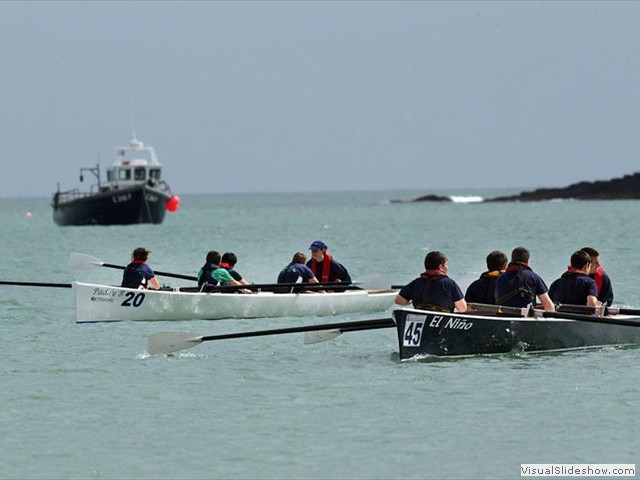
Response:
[390,193,452,203]
[486,172,640,202]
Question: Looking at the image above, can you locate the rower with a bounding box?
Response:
[494,247,554,311]
[197,251,242,288]
[465,250,508,305]
[121,247,160,290]
[548,251,601,307]
[395,251,467,313]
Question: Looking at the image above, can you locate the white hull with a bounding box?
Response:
[73,282,397,323]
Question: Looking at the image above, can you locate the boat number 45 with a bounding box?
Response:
[402,314,427,347]
[121,291,146,307]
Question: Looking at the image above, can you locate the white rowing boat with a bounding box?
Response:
[73,282,397,323]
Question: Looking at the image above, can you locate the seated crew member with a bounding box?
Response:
[494,247,555,311]
[278,252,319,284]
[220,252,250,285]
[465,250,508,304]
[197,250,244,288]
[395,251,467,313]
[549,250,601,307]
[306,240,352,283]
[581,247,614,306]
[121,247,160,290]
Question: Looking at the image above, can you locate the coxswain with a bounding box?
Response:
[306,240,351,283]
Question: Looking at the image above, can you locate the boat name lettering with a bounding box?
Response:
[112,193,132,204]
[91,287,121,298]
[145,193,159,202]
[428,315,473,330]
[443,317,473,330]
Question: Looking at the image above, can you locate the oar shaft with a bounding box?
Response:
[201,318,393,342]
[339,319,396,333]
[152,270,198,281]
[555,303,640,317]
[0,281,72,288]
[541,310,640,328]
[102,262,198,281]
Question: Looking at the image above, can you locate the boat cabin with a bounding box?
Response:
[105,137,163,189]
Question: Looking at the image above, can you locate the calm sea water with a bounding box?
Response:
[1,192,639,480]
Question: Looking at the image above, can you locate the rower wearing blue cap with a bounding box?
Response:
[306,240,352,283]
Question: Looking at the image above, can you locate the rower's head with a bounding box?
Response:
[580,247,600,274]
[309,240,328,261]
[291,252,307,264]
[132,247,150,262]
[511,247,530,265]
[221,252,238,267]
[206,250,221,265]
[424,251,448,274]
[486,250,508,272]
[571,250,592,273]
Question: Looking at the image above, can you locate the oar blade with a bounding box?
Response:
[148,332,203,355]
[69,252,104,270]
[303,329,342,345]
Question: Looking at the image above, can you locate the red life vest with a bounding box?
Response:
[310,253,334,283]
[592,265,604,294]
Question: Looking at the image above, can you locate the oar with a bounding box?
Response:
[303,318,396,344]
[555,303,640,317]
[534,310,640,328]
[148,317,394,355]
[69,252,198,281]
[0,280,72,288]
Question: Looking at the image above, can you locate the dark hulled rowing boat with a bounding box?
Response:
[393,306,640,360]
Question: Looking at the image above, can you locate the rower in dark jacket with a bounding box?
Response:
[494,247,555,311]
[395,251,467,313]
[121,247,160,290]
[549,250,601,307]
[581,247,614,306]
[465,250,508,304]
[278,252,319,284]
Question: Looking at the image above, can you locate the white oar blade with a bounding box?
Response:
[303,329,342,345]
[148,332,203,355]
[69,252,104,270]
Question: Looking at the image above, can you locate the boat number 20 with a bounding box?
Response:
[121,292,146,307]
[402,315,427,347]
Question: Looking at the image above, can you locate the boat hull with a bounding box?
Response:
[52,185,170,226]
[73,282,397,323]
[393,308,640,359]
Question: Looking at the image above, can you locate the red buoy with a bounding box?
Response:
[166,195,180,212]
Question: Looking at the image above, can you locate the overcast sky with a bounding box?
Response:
[2,1,639,198]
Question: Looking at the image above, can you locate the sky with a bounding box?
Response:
[1,1,640,198]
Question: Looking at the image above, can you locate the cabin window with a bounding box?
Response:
[149,168,161,181]
[118,168,131,181]
[134,167,146,181]
[107,170,115,182]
